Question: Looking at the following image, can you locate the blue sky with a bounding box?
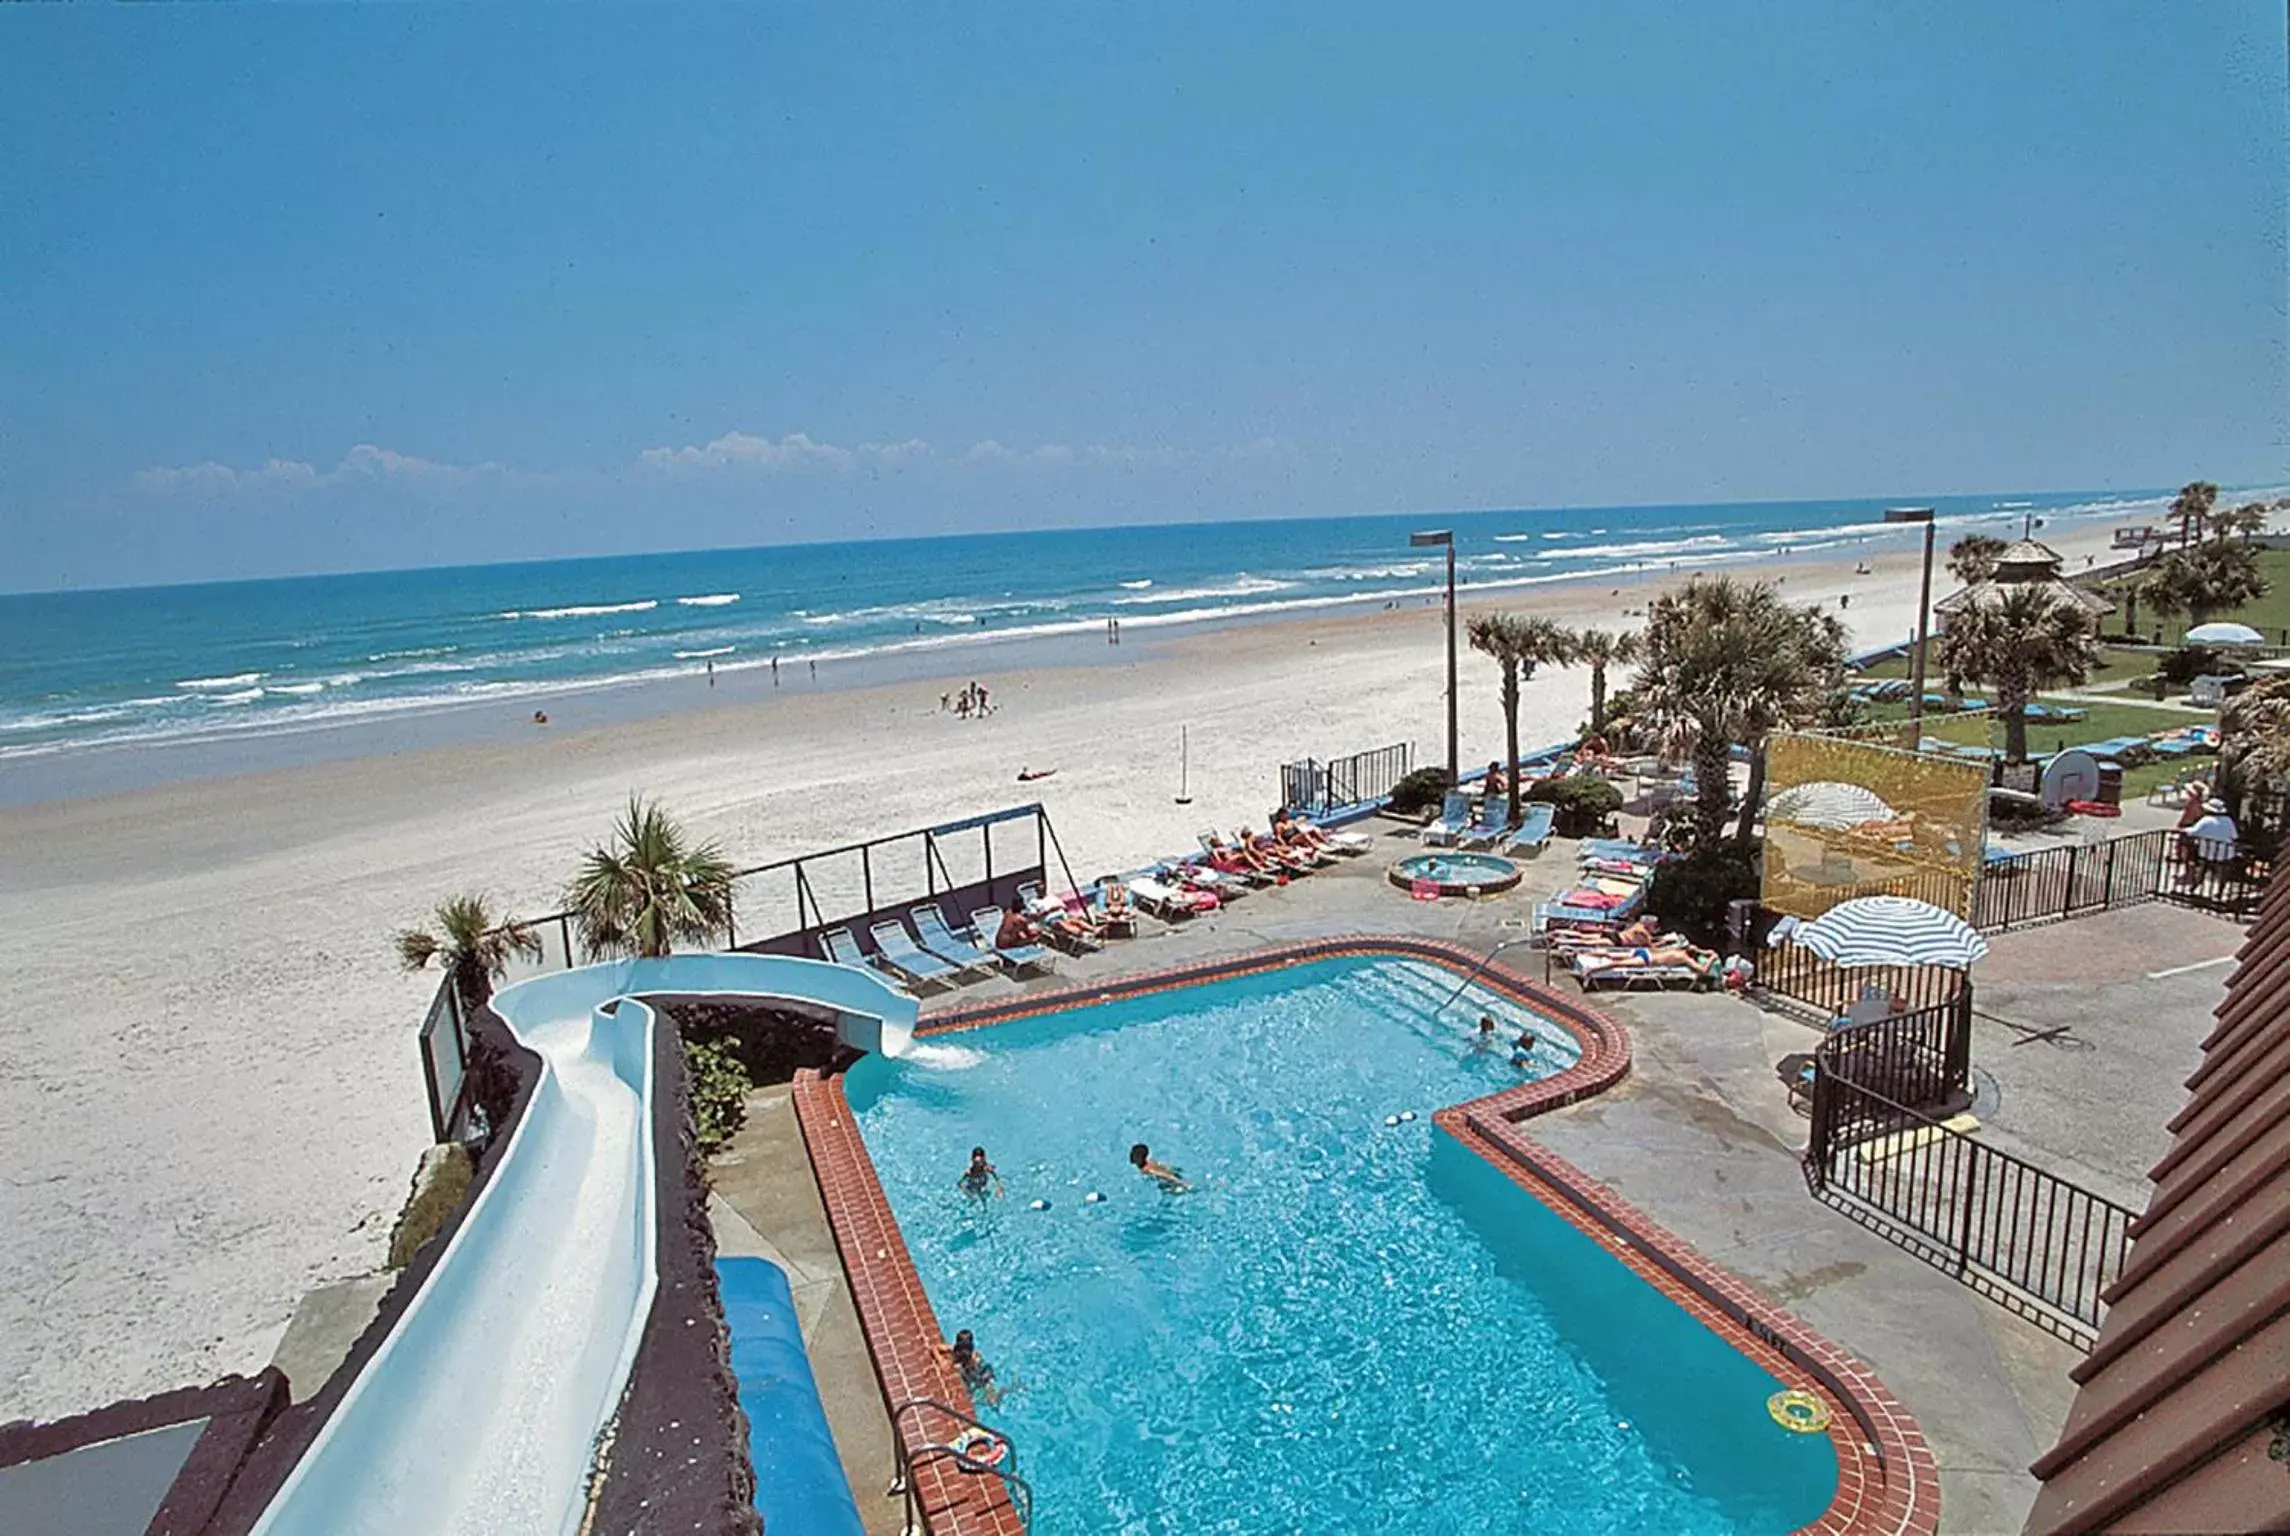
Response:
[2,2,2283,591]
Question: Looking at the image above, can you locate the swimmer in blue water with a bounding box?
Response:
[957,1145,1003,1200]
[1129,1142,1191,1192]
[947,1329,1007,1407]
[1510,1029,1538,1069]
[1474,1014,1499,1051]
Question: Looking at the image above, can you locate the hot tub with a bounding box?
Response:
[1389,851,1522,897]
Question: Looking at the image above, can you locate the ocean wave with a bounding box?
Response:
[1113,575,1293,606]
[210,688,265,705]
[676,593,741,607]
[269,681,326,695]
[673,646,736,659]
[1119,579,1153,590]
[176,671,263,690]
[498,600,659,621]
[1534,533,1733,563]
[1298,563,1429,582]
[1751,523,1886,546]
[366,646,459,663]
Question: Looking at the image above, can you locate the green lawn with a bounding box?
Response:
[1854,693,2216,760]
[1860,641,2158,688]
[2096,545,2290,648]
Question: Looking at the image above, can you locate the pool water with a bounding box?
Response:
[845,956,1836,1535]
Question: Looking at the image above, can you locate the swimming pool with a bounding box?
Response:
[843,954,1839,1535]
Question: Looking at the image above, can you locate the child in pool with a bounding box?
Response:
[1129,1142,1191,1192]
[947,1329,1006,1407]
[1474,1014,1498,1050]
[957,1146,1003,1200]
[1511,1030,1538,1069]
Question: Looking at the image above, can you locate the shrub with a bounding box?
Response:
[685,1036,752,1154]
[2159,645,2223,685]
[1527,772,1623,836]
[1646,845,1760,948]
[1386,764,1456,816]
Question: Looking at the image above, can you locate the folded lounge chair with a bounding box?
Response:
[963,908,1057,973]
[869,920,965,988]
[1456,798,1512,850]
[908,905,1005,976]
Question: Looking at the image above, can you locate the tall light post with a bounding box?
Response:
[1411,529,1458,783]
[1884,507,1937,741]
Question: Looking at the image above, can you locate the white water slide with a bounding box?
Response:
[254,953,917,1536]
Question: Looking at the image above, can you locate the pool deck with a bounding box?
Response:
[767,820,2242,1536]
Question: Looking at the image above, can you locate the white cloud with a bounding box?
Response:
[133,444,514,496]
[132,456,320,495]
[638,430,859,473]
[961,439,1207,469]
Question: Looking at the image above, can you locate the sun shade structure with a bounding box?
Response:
[1794,895,1989,970]
[1766,779,1896,830]
[2183,620,2266,647]
[1933,537,2114,621]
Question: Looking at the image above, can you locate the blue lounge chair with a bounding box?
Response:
[868,920,964,988]
[1421,790,1473,847]
[1457,797,1512,849]
[1579,836,1659,867]
[1503,803,1555,856]
[908,905,1001,976]
[820,925,915,989]
[970,907,1057,972]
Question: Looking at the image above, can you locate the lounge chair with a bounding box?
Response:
[1167,860,1247,900]
[868,920,965,987]
[1579,836,1659,867]
[1421,791,1473,847]
[820,925,925,989]
[967,908,1057,974]
[908,905,1003,976]
[1502,803,1555,856]
[1129,874,1213,920]
[1086,880,1139,937]
[1532,882,1649,934]
[1567,949,1712,992]
[1288,813,1371,855]
[1456,798,1512,850]
[1197,834,1278,885]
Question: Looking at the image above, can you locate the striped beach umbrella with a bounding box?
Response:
[2185,621,2265,647]
[1767,780,1895,830]
[1796,895,1988,970]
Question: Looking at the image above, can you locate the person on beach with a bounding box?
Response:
[706,658,715,685]
[808,658,816,679]
[771,656,779,684]
[532,710,548,725]
[958,1146,1003,1200]
[1017,765,1057,782]
[947,1330,1007,1407]
[1130,1142,1190,1192]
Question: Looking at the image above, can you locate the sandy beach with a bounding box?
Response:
[0,519,2130,1422]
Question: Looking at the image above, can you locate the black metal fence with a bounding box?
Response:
[1804,1065,2135,1345]
[1280,742,1413,815]
[1975,828,2269,932]
[1754,935,1970,1022]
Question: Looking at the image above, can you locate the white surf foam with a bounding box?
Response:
[499,600,658,621]
[676,593,741,607]
[176,672,263,690]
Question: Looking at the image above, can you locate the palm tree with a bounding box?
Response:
[2170,481,2219,548]
[397,894,540,1007]
[2216,501,2271,542]
[2143,541,2268,633]
[1632,576,1848,849]
[1947,534,2009,585]
[2220,674,2290,805]
[568,796,737,958]
[1935,585,2101,763]
[1465,613,1575,830]
[1570,627,1641,740]
[2116,570,2148,638]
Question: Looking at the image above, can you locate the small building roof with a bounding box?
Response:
[2021,866,2290,1535]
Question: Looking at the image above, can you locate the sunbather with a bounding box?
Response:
[1242,826,1318,872]
[1271,809,1334,854]
[1205,832,1277,875]
[1483,761,1508,796]
[995,901,1044,951]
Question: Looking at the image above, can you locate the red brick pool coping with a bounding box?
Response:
[792,936,1941,1536]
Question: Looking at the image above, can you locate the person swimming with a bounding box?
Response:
[1511,1029,1538,1069]
[1129,1142,1190,1192]
[1475,1014,1498,1050]
[957,1145,1003,1200]
[947,1329,1005,1407]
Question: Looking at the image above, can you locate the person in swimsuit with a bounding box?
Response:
[947,1329,1005,1407]
[1475,1014,1498,1050]
[1511,1030,1538,1069]
[958,1146,1003,1200]
[1129,1142,1190,1191]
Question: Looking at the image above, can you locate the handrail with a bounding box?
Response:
[1431,934,1539,1019]
[888,1396,1033,1533]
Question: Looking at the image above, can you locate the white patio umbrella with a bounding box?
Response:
[2185,621,2266,647]
[1795,895,1988,970]
[1767,780,1895,830]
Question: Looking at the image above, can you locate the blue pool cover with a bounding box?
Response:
[716,1257,866,1536]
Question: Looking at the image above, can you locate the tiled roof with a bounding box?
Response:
[2021,869,2290,1535]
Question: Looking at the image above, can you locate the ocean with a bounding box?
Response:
[0,489,2170,778]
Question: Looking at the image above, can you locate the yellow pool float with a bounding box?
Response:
[1768,1388,1832,1433]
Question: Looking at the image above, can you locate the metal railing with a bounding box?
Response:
[1753,934,1969,1023]
[1975,828,2269,932]
[1804,1065,2136,1346]
[890,1397,1034,1532]
[1280,742,1413,816]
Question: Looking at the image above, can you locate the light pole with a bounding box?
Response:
[1884,507,1937,741]
[1411,529,1458,784]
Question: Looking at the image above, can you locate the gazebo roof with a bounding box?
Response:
[1935,537,2114,618]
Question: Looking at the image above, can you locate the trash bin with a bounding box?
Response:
[2096,759,2124,806]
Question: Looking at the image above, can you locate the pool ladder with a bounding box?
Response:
[1430,934,1540,1019]
[888,1397,1035,1534]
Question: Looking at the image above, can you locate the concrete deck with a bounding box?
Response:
[708,1086,903,1536]
[749,820,2236,1536]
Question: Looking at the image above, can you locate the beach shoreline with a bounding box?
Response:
[0,517,2131,1422]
